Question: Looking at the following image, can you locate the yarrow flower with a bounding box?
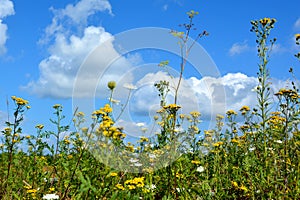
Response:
[42,193,59,200]
[123,83,137,90]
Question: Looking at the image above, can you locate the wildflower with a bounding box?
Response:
[163,104,181,111]
[191,160,201,165]
[129,158,139,163]
[115,184,125,190]
[107,81,116,90]
[35,124,44,129]
[42,194,59,199]
[231,138,239,144]
[190,111,201,118]
[187,10,199,18]
[25,135,31,139]
[295,33,300,41]
[11,96,29,105]
[153,115,159,120]
[110,172,118,177]
[140,136,149,142]
[128,185,136,190]
[196,166,205,173]
[213,141,224,147]
[64,139,71,144]
[27,189,38,193]
[76,111,85,117]
[231,181,238,188]
[240,106,250,112]
[275,140,283,144]
[249,147,256,152]
[226,110,237,116]
[49,187,55,192]
[53,104,61,109]
[123,83,137,90]
[239,185,248,192]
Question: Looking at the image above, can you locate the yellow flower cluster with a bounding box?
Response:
[231,181,248,192]
[213,141,224,147]
[259,18,276,27]
[190,111,201,118]
[11,96,29,106]
[191,160,200,165]
[296,34,300,41]
[125,177,145,189]
[240,105,250,115]
[109,172,118,177]
[226,110,237,116]
[94,104,126,140]
[275,88,299,99]
[163,104,181,112]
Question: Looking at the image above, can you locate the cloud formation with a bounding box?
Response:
[229,41,250,56]
[23,0,136,98]
[0,0,15,55]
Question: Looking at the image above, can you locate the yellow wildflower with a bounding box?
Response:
[239,184,248,192]
[11,96,29,105]
[110,172,118,177]
[231,181,238,188]
[226,110,237,116]
[190,111,201,118]
[53,104,61,109]
[35,124,44,129]
[295,33,300,41]
[115,184,125,190]
[191,160,200,165]
[213,141,224,147]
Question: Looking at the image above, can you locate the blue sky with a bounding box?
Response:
[0,0,300,138]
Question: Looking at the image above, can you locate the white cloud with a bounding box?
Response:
[24,0,137,98]
[294,18,300,29]
[126,72,260,121]
[0,0,14,18]
[229,42,250,56]
[41,0,112,44]
[0,0,15,55]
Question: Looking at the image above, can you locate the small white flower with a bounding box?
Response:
[42,193,59,200]
[136,122,145,127]
[108,98,120,105]
[249,147,256,152]
[134,162,143,167]
[123,83,137,90]
[196,166,205,173]
[146,184,156,190]
[275,140,283,144]
[129,158,139,163]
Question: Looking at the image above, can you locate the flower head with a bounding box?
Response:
[123,83,137,90]
[107,81,116,90]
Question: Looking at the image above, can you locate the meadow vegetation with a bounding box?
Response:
[1,11,300,199]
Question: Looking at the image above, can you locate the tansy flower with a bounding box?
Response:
[53,104,62,109]
[11,96,29,105]
[35,124,44,129]
[191,160,200,165]
[110,172,118,177]
[226,110,237,115]
[295,33,300,41]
